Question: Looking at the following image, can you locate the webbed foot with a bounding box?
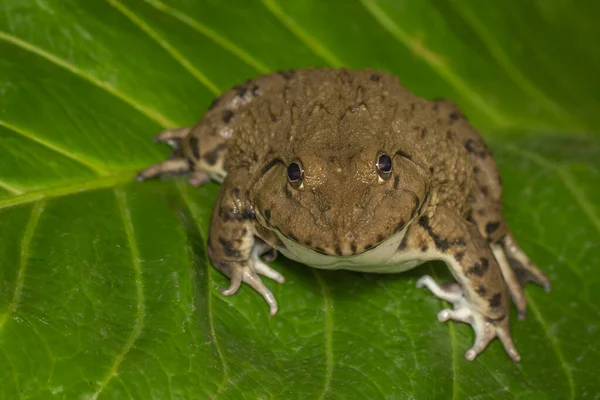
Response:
[417,275,521,362]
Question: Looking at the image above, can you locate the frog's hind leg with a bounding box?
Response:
[502,232,551,292]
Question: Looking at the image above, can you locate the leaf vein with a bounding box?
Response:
[0,119,108,175]
[312,270,334,400]
[0,31,176,129]
[106,0,221,96]
[259,0,343,67]
[0,179,23,195]
[0,171,135,210]
[360,0,507,126]
[175,183,229,398]
[503,144,600,235]
[0,200,45,334]
[91,188,146,399]
[144,0,270,74]
[526,294,575,400]
[448,1,583,130]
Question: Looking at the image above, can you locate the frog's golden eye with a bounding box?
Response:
[376,152,392,182]
[287,159,304,189]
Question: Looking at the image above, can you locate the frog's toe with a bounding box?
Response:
[253,258,285,284]
[136,158,191,181]
[417,275,463,303]
[153,127,191,145]
[503,233,551,292]
[438,307,473,324]
[188,171,210,186]
[418,275,521,362]
[219,262,280,315]
[466,315,521,362]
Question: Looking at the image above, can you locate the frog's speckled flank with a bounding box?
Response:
[138,68,550,362]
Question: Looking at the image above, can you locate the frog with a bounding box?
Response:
[137,68,551,362]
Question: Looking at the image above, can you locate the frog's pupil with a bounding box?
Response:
[378,154,392,173]
[288,162,302,182]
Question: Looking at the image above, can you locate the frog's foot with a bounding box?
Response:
[137,127,199,183]
[219,251,285,316]
[136,158,191,181]
[417,275,521,362]
[502,233,551,292]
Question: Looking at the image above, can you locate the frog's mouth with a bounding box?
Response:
[272,226,410,271]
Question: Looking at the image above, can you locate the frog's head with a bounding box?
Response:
[250,102,430,259]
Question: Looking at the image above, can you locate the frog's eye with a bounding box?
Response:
[287,159,304,189]
[376,152,392,182]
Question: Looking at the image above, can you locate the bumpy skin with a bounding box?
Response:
[138,68,550,362]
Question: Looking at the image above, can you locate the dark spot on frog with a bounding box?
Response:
[418,215,449,251]
[377,234,385,243]
[260,158,279,176]
[278,69,296,80]
[473,166,480,174]
[398,236,408,251]
[429,166,434,173]
[467,259,489,277]
[485,222,500,235]
[203,143,227,166]
[485,314,506,323]
[481,186,489,197]
[446,130,455,140]
[304,239,312,247]
[189,136,200,160]
[231,187,240,198]
[395,150,413,161]
[364,243,374,251]
[251,85,259,96]
[288,232,298,242]
[420,244,428,252]
[240,228,247,235]
[394,220,405,233]
[335,247,343,256]
[350,241,358,254]
[464,139,488,158]
[394,175,400,189]
[219,207,247,222]
[234,85,247,98]
[454,251,465,262]
[370,73,380,81]
[476,285,487,296]
[219,237,242,258]
[208,97,220,110]
[284,185,293,199]
[222,110,234,124]
[421,128,427,138]
[314,246,326,254]
[264,209,271,221]
[449,111,461,122]
[489,293,502,308]
[410,195,421,218]
[477,208,487,216]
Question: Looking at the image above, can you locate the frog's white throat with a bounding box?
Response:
[272,225,417,273]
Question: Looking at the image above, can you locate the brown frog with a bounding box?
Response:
[137,68,550,362]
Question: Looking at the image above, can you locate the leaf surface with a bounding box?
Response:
[0,1,599,399]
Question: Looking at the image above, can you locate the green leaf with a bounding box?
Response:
[1,0,599,398]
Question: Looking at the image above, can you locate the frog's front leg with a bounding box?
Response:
[207,171,285,315]
[410,206,520,362]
